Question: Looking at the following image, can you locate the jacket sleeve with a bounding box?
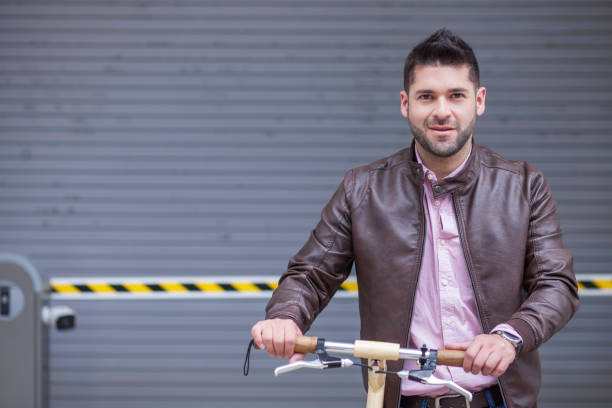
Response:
[265,170,357,333]
[507,166,580,353]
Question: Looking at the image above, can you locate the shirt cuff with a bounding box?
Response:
[490,323,523,342]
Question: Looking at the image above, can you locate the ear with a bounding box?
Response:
[400,90,409,118]
[476,86,486,116]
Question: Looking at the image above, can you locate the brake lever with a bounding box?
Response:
[388,369,473,402]
[274,358,354,376]
[415,373,473,402]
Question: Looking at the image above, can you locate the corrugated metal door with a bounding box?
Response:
[0,1,610,407]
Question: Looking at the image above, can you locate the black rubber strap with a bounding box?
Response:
[243,339,255,376]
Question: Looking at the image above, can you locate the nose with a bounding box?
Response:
[432,97,451,120]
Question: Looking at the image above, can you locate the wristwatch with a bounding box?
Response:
[494,330,523,356]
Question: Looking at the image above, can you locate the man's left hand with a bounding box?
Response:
[445,334,516,377]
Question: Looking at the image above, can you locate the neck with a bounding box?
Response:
[416,137,472,180]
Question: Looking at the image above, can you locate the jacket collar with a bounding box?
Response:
[406,138,481,199]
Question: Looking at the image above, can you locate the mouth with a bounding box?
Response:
[428,126,455,135]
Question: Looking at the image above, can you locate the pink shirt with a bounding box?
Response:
[401,145,520,397]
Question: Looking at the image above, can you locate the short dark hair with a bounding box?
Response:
[403,28,480,91]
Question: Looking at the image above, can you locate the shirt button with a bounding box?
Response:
[434,200,440,206]
[440,239,446,246]
[441,279,448,286]
[427,173,434,180]
[444,318,452,325]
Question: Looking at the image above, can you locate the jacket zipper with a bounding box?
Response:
[451,192,510,408]
[396,181,427,408]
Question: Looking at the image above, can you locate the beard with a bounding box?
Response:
[409,114,476,158]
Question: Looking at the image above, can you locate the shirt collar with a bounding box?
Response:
[415,142,472,181]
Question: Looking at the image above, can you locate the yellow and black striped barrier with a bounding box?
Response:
[576,276,612,293]
[48,276,358,299]
[48,275,609,299]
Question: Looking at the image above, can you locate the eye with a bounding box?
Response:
[451,93,465,99]
[417,94,433,100]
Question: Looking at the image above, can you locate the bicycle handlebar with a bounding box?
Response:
[294,335,465,367]
[245,335,472,405]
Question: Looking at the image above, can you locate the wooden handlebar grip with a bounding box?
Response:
[294,336,319,354]
[437,349,465,367]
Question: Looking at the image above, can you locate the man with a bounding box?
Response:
[251,29,579,408]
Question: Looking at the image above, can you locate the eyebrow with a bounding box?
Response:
[414,87,470,94]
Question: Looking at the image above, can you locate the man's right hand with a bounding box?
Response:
[251,318,306,363]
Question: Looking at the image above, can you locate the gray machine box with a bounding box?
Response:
[0,255,47,408]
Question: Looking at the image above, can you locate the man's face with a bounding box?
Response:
[400,64,486,158]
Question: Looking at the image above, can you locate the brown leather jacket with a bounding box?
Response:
[265,141,579,408]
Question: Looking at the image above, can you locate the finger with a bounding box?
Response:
[471,344,493,375]
[251,322,264,349]
[289,352,306,364]
[284,325,297,359]
[492,357,511,378]
[281,324,292,359]
[463,341,481,373]
[272,323,285,358]
[481,351,502,376]
[261,323,275,356]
